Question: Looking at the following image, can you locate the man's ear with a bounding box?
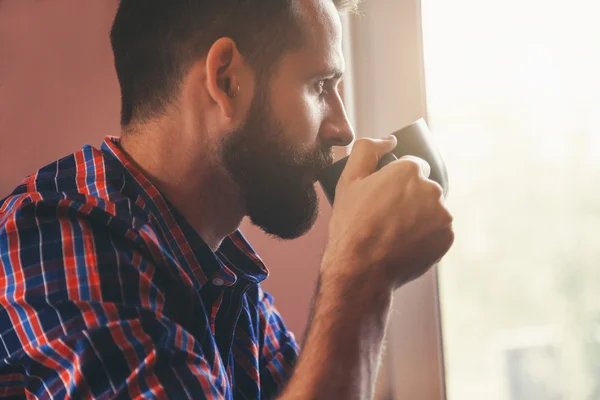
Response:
[205,37,244,119]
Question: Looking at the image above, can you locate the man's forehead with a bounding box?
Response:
[280,39,345,80]
[295,0,343,44]
[292,0,346,74]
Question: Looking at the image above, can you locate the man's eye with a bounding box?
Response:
[316,80,328,96]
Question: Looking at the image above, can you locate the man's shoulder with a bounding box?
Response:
[0,146,165,310]
[0,144,150,234]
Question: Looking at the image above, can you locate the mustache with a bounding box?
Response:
[296,146,334,172]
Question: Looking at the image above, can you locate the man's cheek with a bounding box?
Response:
[283,102,323,145]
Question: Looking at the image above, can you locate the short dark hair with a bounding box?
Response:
[110,0,358,127]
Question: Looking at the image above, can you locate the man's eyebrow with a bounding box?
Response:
[313,67,345,81]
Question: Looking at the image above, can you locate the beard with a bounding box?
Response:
[219,88,333,240]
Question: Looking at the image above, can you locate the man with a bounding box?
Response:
[0,0,453,398]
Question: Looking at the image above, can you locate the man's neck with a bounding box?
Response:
[119,121,245,252]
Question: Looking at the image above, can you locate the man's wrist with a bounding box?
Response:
[319,250,393,314]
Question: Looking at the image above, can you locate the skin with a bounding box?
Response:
[121,0,454,399]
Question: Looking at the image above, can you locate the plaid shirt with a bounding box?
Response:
[0,137,298,399]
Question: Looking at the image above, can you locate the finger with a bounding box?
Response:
[398,155,431,179]
[342,136,398,182]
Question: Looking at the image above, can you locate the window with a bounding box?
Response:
[421,0,600,398]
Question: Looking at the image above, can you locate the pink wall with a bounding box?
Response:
[0,0,330,338]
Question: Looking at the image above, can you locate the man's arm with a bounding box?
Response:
[281,257,392,399]
[280,137,454,399]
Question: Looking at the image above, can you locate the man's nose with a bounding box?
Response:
[319,99,355,148]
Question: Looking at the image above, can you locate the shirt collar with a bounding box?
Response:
[100,136,269,288]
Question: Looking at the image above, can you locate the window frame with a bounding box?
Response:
[341,1,446,398]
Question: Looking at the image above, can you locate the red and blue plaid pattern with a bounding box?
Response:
[0,137,298,399]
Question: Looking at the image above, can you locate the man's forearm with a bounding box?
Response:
[280,256,393,400]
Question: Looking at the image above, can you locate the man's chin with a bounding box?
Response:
[248,196,320,240]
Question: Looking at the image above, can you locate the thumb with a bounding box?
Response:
[342,136,398,182]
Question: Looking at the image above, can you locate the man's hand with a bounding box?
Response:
[324,135,454,291]
[280,136,454,400]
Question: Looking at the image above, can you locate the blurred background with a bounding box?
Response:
[423,0,600,399]
[1,1,599,399]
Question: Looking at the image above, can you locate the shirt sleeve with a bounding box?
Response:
[257,286,299,399]
[0,199,225,399]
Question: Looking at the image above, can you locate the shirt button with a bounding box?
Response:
[212,277,224,286]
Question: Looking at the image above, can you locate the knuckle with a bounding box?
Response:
[427,181,444,198]
[395,159,421,175]
[442,207,454,224]
[387,160,420,179]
